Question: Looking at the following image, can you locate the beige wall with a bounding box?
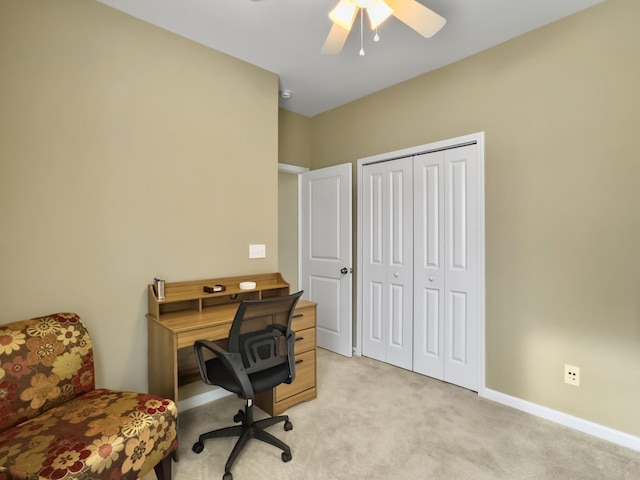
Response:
[306,0,640,437]
[278,109,312,169]
[277,109,311,290]
[0,1,279,392]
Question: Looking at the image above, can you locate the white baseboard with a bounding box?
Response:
[480,388,640,452]
[177,383,232,412]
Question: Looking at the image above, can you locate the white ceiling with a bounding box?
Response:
[97,0,604,117]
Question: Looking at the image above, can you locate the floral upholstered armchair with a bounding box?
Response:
[0,313,177,480]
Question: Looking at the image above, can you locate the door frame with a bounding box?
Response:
[356,132,486,393]
[278,163,309,292]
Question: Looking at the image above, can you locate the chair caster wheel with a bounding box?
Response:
[282,451,292,462]
[233,410,244,423]
[223,472,233,480]
[192,442,204,454]
[284,421,293,431]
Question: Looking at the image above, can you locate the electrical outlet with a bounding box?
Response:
[249,244,266,259]
[564,364,580,386]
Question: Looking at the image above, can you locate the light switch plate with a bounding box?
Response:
[249,244,266,259]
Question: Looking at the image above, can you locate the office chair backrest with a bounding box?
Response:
[228,291,303,375]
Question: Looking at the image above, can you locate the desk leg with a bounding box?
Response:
[148,318,179,402]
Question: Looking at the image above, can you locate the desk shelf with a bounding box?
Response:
[148,273,291,319]
[146,272,317,417]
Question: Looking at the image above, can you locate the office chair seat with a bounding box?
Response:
[192,291,303,480]
[203,358,292,397]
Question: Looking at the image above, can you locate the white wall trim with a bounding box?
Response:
[296,173,303,293]
[480,388,640,452]
[278,163,309,174]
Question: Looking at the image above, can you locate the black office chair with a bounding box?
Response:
[192,291,304,480]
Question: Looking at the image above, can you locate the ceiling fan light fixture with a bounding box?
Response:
[323,0,446,56]
[329,0,358,31]
[366,0,393,30]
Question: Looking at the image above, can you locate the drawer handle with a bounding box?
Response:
[295,359,304,365]
[295,337,304,342]
[293,314,304,319]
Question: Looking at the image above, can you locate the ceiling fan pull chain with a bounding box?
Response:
[374,27,380,42]
[359,8,365,56]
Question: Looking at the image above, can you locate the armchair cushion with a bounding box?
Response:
[0,388,176,479]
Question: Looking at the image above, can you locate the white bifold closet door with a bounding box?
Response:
[361,157,414,370]
[413,145,479,391]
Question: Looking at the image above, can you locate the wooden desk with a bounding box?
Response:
[147,273,317,416]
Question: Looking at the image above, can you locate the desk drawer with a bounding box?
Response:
[275,349,315,402]
[176,324,229,349]
[292,306,315,332]
[294,327,315,355]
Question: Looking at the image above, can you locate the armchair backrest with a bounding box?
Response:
[0,313,95,434]
[228,291,303,375]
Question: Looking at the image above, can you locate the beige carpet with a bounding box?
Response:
[148,348,639,480]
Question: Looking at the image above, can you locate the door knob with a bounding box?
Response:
[340,267,348,274]
[429,276,434,282]
[394,272,400,277]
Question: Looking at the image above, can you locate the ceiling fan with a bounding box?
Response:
[321,0,446,55]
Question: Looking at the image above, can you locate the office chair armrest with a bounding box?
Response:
[193,340,254,397]
[286,332,296,384]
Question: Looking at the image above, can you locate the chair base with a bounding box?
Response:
[192,399,292,480]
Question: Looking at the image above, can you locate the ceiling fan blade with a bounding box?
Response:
[321,22,352,55]
[385,0,446,38]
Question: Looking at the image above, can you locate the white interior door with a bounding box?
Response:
[361,158,413,370]
[301,164,352,357]
[413,145,480,391]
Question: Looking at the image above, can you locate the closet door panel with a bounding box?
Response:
[448,159,467,270]
[367,282,385,346]
[362,165,387,362]
[443,145,479,391]
[448,290,468,363]
[413,152,445,378]
[362,159,413,370]
[389,284,405,347]
[385,159,413,370]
